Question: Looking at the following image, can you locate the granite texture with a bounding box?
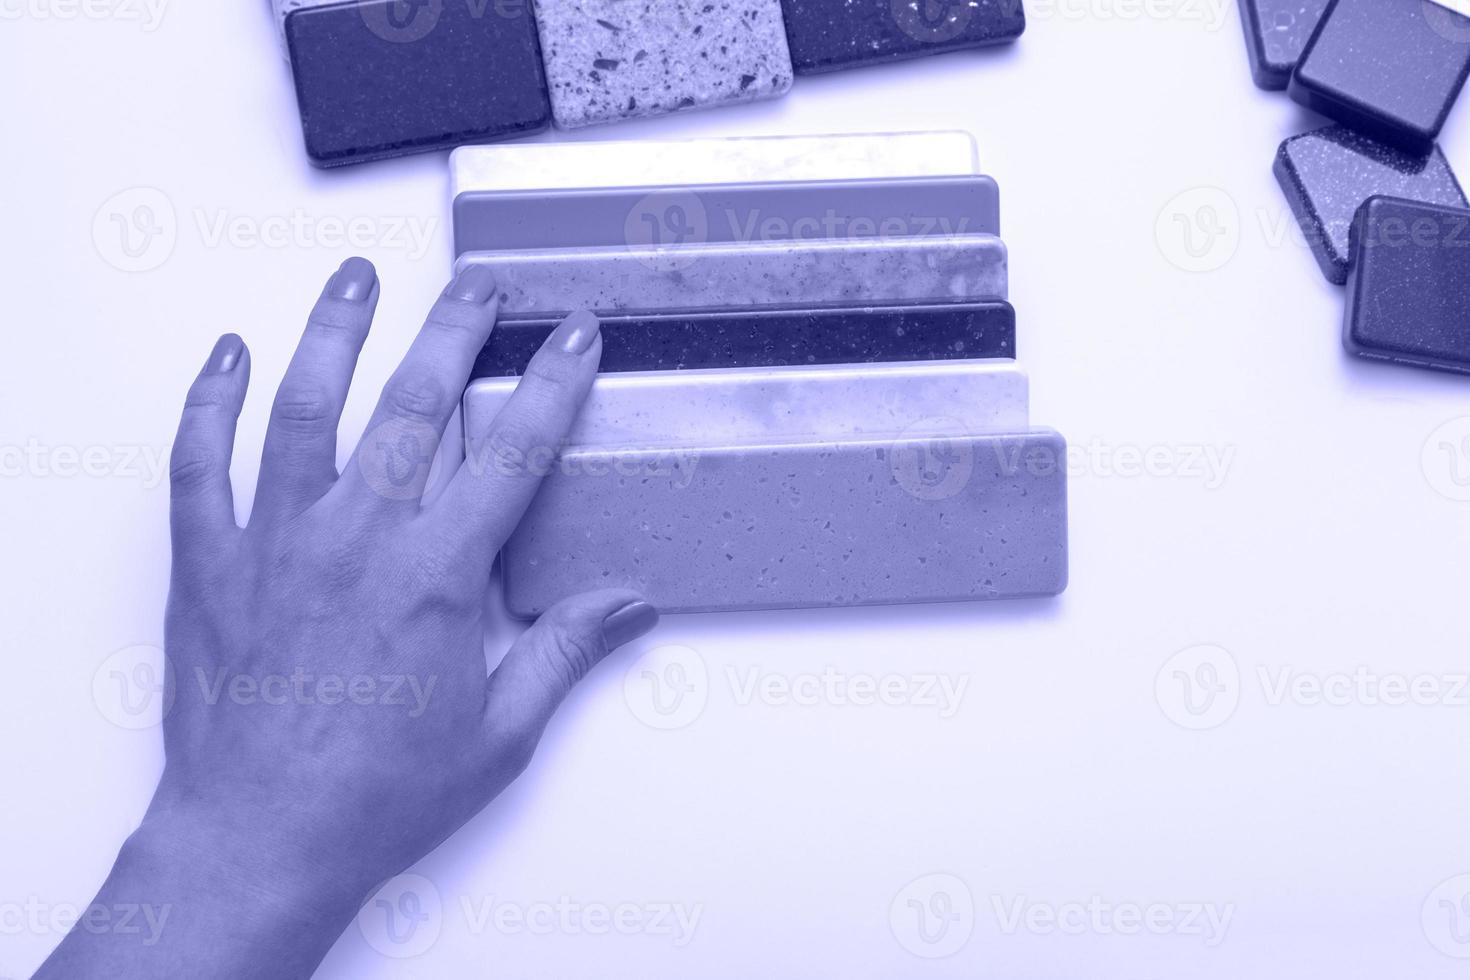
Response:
[1236,0,1329,89]
[493,430,1069,616]
[284,0,550,167]
[531,0,794,129]
[452,176,1001,253]
[1344,196,1470,373]
[779,0,1025,75]
[465,361,1028,450]
[449,131,980,196]
[470,301,1016,378]
[1289,0,1470,154]
[454,234,1009,314]
[1274,126,1468,284]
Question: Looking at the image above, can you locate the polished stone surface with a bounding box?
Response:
[455,235,1009,314]
[1289,0,1470,153]
[1274,126,1467,284]
[470,301,1016,377]
[780,0,1025,75]
[284,0,550,167]
[531,0,794,129]
[452,176,1001,253]
[494,430,1069,615]
[1344,195,1470,373]
[449,131,980,197]
[1236,0,1329,89]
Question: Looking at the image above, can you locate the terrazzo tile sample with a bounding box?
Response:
[1289,0,1470,154]
[779,0,1025,74]
[1274,126,1467,284]
[284,0,550,167]
[469,301,1016,378]
[1236,0,1329,89]
[1344,196,1470,372]
[530,0,794,129]
[450,131,981,196]
[452,176,1000,253]
[495,430,1069,616]
[465,361,1029,450]
[454,234,1009,314]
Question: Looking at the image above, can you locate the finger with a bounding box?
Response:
[170,334,251,558]
[483,591,658,765]
[252,257,379,525]
[340,265,499,511]
[430,310,602,560]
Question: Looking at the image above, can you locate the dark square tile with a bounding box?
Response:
[779,0,1024,75]
[285,0,551,168]
[1236,0,1329,90]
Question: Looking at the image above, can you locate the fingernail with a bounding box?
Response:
[329,256,377,302]
[602,601,659,649]
[550,310,600,355]
[444,264,498,304]
[206,334,243,374]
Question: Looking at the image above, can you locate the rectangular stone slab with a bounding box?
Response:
[453,176,1001,254]
[1344,195,1470,373]
[779,0,1025,75]
[454,235,1009,315]
[450,131,980,198]
[464,360,1028,450]
[1289,0,1470,154]
[488,430,1069,616]
[532,0,794,129]
[470,301,1016,378]
[1236,0,1329,90]
[1274,126,1467,284]
[283,0,551,168]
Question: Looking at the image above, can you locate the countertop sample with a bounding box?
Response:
[779,0,1025,74]
[1236,0,1329,90]
[1274,125,1467,284]
[469,301,1017,378]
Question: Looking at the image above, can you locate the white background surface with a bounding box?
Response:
[5,1,1470,977]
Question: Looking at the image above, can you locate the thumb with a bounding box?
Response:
[483,589,659,761]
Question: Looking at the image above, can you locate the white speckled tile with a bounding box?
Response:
[532,0,794,129]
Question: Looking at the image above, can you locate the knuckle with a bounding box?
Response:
[483,417,552,468]
[306,304,370,337]
[169,445,218,492]
[271,383,336,428]
[183,382,232,414]
[540,629,604,690]
[522,358,575,396]
[487,724,540,780]
[381,373,448,422]
[425,301,489,335]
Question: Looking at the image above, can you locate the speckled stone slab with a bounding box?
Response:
[466,361,1027,450]
[1344,195,1470,373]
[491,430,1068,616]
[454,235,1009,314]
[449,131,980,197]
[452,176,1000,253]
[1236,0,1329,89]
[469,301,1016,378]
[1289,0,1470,154]
[531,0,794,129]
[1274,126,1467,284]
[779,0,1025,75]
[284,0,550,167]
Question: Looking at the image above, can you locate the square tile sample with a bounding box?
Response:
[452,176,1000,253]
[1289,0,1470,154]
[1344,195,1470,372]
[449,130,980,196]
[285,0,551,167]
[466,360,1028,450]
[454,234,1009,314]
[1236,0,1329,89]
[779,0,1025,75]
[493,430,1069,616]
[1274,126,1467,284]
[531,0,794,129]
[469,301,1016,378]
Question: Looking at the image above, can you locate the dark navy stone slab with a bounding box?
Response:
[1274,126,1468,285]
[1236,0,1329,90]
[470,301,1016,379]
[778,0,1024,75]
[285,0,551,168]
[1289,0,1470,154]
[1344,196,1470,372]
